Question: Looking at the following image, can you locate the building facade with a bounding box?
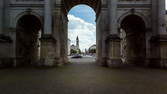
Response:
[0,0,167,68]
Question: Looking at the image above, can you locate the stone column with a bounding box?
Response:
[39,0,59,67]
[150,0,166,67]
[151,0,158,35]
[51,5,63,66]
[96,7,108,66]
[0,0,3,33]
[40,35,58,67]
[158,0,167,67]
[60,14,68,65]
[106,35,122,68]
[109,0,117,34]
[106,0,122,67]
[44,0,52,34]
[158,0,166,35]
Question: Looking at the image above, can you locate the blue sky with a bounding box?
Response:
[69,5,96,24]
[68,5,96,51]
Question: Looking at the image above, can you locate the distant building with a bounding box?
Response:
[70,36,80,55]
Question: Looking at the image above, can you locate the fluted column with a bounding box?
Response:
[44,0,52,34]
[151,0,158,35]
[158,0,167,67]
[0,0,3,33]
[158,0,166,34]
[106,0,122,68]
[109,0,117,34]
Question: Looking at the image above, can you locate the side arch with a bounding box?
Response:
[117,11,150,29]
[16,14,43,66]
[15,10,43,28]
[119,14,147,65]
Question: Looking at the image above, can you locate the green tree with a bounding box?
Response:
[89,48,96,53]
[70,49,77,55]
[78,49,81,54]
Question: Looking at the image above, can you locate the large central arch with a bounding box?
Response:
[56,0,102,64]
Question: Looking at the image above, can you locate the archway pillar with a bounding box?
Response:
[59,13,68,65]
[0,28,14,67]
[40,35,60,67]
[105,35,122,68]
[105,0,122,67]
[149,0,167,68]
[44,0,52,35]
[51,4,68,66]
[157,0,167,68]
[159,36,167,68]
[38,2,63,67]
[145,28,153,66]
[149,35,167,68]
[96,7,108,66]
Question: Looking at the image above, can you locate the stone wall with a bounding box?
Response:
[160,36,167,67]
[0,34,13,67]
[40,35,59,67]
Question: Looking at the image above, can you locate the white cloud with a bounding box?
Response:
[68,14,96,51]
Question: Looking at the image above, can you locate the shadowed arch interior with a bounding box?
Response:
[64,0,100,10]
[121,15,146,65]
[16,15,42,66]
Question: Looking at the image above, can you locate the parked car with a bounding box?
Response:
[71,54,82,58]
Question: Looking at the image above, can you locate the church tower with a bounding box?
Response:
[76,36,79,49]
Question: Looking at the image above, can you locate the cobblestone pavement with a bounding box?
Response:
[0,57,167,94]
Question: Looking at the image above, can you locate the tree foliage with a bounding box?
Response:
[89,48,96,53]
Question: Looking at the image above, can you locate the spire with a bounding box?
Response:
[76,36,79,49]
[76,36,79,41]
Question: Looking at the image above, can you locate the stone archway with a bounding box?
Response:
[57,0,102,64]
[120,15,146,65]
[63,0,101,13]
[16,15,42,66]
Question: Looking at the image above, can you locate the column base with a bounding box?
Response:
[38,58,60,67]
[106,58,122,68]
[96,57,108,67]
[160,59,167,68]
[148,58,161,68]
[0,58,13,68]
[126,58,146,67]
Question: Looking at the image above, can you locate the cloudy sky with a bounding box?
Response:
[68,5,96,51]
[68,2,167,51]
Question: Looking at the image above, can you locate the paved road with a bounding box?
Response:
[0,57,167,94]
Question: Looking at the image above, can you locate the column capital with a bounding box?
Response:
[0,34,12,43]
[106,34,121,42]
[40,34,56,43]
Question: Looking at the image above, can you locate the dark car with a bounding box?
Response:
[71,55,82,58]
